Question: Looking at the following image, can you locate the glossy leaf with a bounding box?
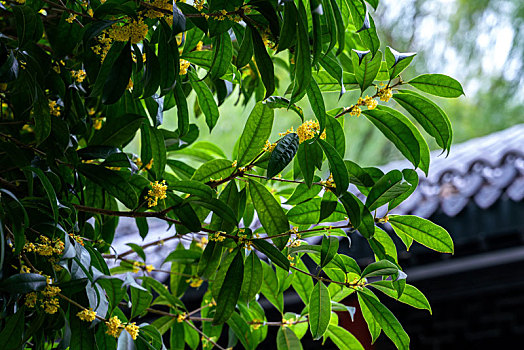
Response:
[290,0,312,104]
[251,239,290,272]
[240,252,263,302]
[189,70,220,132]
[389,215,454,253]
[385,47,416,79]
[267,133,300,179]
[213,249,244,324]
[237,102,274,166]
[320,236,339,268]
[325,325,364,350]
[352,49,382,92]
[372,281,432,313]
[251,25,275,99]
[365,170,411,211]
[309,281,331,340]
[277,327,303,350]
[361,260,399,279]
[408,73,465,98]
[318,139,349,196]
[249,179,289,250]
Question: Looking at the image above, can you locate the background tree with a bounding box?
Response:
[0,0,462,348]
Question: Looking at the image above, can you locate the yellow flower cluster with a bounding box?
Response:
[193,0,204,10]
[196,236,208,248]
[196,41,204,51]
[209,231,226,242]
[145,180,168,207]
[108,18,149,44]
[263,140,277,152]
[323,173,335,188]
[144,0,172,19]
[77,308,97,322]
[177,312,187,323]
[106,316,122,338]
[48,100,61,117]
[25,292,38,308]
[92,33,113,61]
[92,117,104,130]
[43,297,60,314]
[42,285,61,298]
[69,233,85,246]
[71,70,86,83]
[377,85,393,102]
[66,14,77,24]
[287,254,295,267]
[125,323,140,340]
[20,265,31,273]
[296,120,326,143]
[186,276,204,288]
[24,235,64,256]
[180,59,190,75]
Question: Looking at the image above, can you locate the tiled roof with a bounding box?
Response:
[378,124,524,218]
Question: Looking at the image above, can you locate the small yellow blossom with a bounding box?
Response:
[186,277,203,288]
[210,232,226,242]
[263,140,277,152]
[77,308,97,322]
[196,41,204,51]
[231,160,238,168]
[126,78,134,91]
[363,95,378,109]
[42,285,61,298]
[251,319,262,330]
[177,312,187,322]
[145,158,153,170]
[25,292,37,308]
[69,233,85,246]
[66,14,77,24]
[132,261,141,273]
[349,105,361,117]
[179,59,190,75]
[194,0,204,10]
[377,86,393,102]
[145,265,154,273]
[88,9,94,17]
[196,236,208,249]
[145,180,168,208]
[49,100,61,117]
[92,117,104,130]
[125,322,140,340]
[43,298,60,314]
[20,265,31,273]
[296,120,326,143]
[71,70,87,83]
[106,316,123,338]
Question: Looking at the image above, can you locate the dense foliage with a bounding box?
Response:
[0,0,464,348]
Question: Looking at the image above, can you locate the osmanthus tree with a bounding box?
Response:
[0,0,463,348]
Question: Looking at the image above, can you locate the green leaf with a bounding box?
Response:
[171,180,213,199]
[306,78,327,135]
[358,290,410,349]
[331,0,346,55]
[347,1,380,56]
[142,40,161,98]
[297,141,323,188]
[189,198,238,226]
[287,198,321,225]
[236,26,254,69]
[227,312,255,350]
[318,139,349,196]
[291,257,314,304]
[277,1,297,53]
[385,47,416,79]
[366,170,411,211]
[286,182,322,205]
[213,249,244,324]
[90,113,145,147]
[130,285,153,319]
[358,291,382,342]
[78,164,138,209]
[0,307,25,349]
[339,192,374,238]
[362,109,421,169]
[250,25,275,99]
[277,327,303,350]
[388,169,419,210]
[0,273,47,294]
[163,249,201,265]
[344,160,375,188]
[191,159,235,183]
[142,276,184,309]
[408,73,464,98]
[309,0,323,65]
[309,281,331,340]
[240,251,263,302]
[237,102,274,166]
[261,262,284,312]
[103,41,132,105]
[290,0,312,104]
[371,281,432,313]
[312,71,360,92]
[325,115,345,157]
[361,260,399,279]
[174,80,190,136]
[263,97,304,122]
[98,278,126,311]
[325,324,364,350]
[28,167,58,221]
[267,133,299,179]
[392,90,452,151]
[210,31,233,80]
[319,190,338,223]
[251,239,290,271]
[249,180,290,250]
[320,236,339,268]
[389,215,454,253]
[148,126,167,179]
[197,240,223,278]
[375,105,430,175]
[188,70,220,132]
[352,49,382,92]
